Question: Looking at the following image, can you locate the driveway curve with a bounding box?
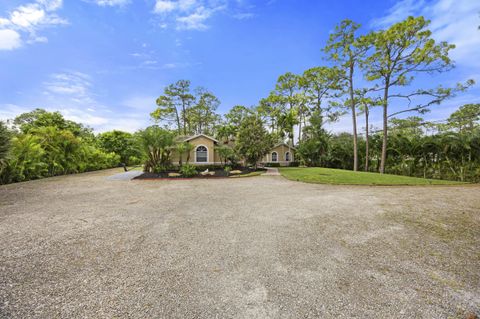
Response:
[0,168,479,318]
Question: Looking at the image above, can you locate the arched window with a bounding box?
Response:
[271,152,278,162]
[196,145,208,163]
[285,152,290,162]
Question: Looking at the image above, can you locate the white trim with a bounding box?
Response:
[184,134,219,143]
[271,151,278,162]
[195,145,209,163]
[273,142,297,150]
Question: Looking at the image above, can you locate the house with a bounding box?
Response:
[260,142,296,166]
[170,134,295,166]
[171,134,223,165]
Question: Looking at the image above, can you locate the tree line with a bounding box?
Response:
[1,15,478,183]
[0,109,142,184]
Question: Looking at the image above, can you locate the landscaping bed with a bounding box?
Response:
[133,168,266,180]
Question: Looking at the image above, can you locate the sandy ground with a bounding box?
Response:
[0,168,479,318]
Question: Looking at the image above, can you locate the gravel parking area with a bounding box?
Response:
[0,168,479,318]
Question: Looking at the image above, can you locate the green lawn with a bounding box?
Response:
[279,167,465,186]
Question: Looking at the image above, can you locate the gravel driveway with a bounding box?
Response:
[0,168,479,318]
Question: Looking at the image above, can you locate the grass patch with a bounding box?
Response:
[279,167,465,186]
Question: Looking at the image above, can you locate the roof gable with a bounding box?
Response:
[184,134,219,143]
[273,142,296,150]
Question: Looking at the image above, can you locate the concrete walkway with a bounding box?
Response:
[106,170,143,181]
[263,167,280,176]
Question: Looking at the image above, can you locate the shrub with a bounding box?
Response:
[289,161,300,167]
[180,164,197,177]
[224,166,232,175]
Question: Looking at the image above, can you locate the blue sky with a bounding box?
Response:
[0,0,479,133]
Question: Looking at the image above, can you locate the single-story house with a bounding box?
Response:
[260,142,296,166]
[171,134,295,166]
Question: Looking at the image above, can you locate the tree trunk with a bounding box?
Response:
[348,64,358,172]
[298,115,302,145]
[380,82,390,174]
[365,105,369,172]
[175,110,181,135]
[182,100,187,136]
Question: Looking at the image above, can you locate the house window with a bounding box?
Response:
[285,152,290,162]
[196,146,208,163]
[271,152,278,162]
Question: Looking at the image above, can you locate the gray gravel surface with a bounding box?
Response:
[106,170,143,181]
[0,168,479,318]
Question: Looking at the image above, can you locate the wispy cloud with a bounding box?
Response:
[371,0,480,67]
[0,0,67,50]
[83,0,130,7]
[232,12,255,20]
[152,0,256,30]
[43,72,96,106]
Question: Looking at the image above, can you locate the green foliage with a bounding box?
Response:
[297,111,330,166]
[152,80,221,136]
[224,166,232,174]
[215,145,235,166]
[98,130,141,165]
[0,121,11,169]
[362,16,473,173]
[175,142,192,165]
[236,115,274,167]
[0,134,47,183]
[138,126,175,173]
[447,104,480,133]
[288,161,300,167]
[179,163,197,177]
[0,114,120,184]
[13,108,93,138]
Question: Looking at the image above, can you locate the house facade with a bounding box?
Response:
[171,134,223,165]
[260,143,295,166]
[171,134,295,166]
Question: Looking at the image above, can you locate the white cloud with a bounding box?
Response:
[42,71,98,109]
[0,0,67,50]
[87,0,130,6]
[0,71,152,133]
[154,0,177,13]
[176,6,213,30]
[153,0,228,30]
[371,0,480,67]
[0,29,22,50]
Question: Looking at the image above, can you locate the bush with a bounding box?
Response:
[289,161,300,167]
[265,162,280,167]
[224,166,232,175]
[180,164,197,177]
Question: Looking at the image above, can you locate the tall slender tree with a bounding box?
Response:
[363,16,473,173]
[324,20,369,171]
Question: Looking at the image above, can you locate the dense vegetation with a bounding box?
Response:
[1,16,478,184]
[0,110,121,184]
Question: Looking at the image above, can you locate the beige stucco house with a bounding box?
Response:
[260,142,295,166]
[171,134,295,166]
